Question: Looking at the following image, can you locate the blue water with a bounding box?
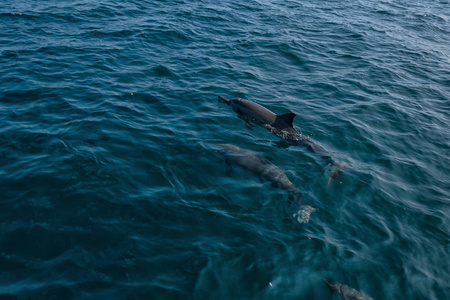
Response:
[1,0,449,299]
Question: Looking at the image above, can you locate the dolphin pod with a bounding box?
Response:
[213,96,374,297]
[218,95,347,186]
[323,279,375,300]
[213,143,316,223]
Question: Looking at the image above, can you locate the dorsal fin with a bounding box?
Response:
[274,112,296,129]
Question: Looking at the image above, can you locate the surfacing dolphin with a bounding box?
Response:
[323,279,375,300]
[218,95,347,186]
[213,143,316,223]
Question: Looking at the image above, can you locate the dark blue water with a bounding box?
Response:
[1,0,449,299]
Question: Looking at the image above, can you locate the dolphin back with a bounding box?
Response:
[323,279,375,300]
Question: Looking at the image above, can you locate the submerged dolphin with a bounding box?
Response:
[323,279,375,300]
[213,143,316,223]
[218,95,346,186]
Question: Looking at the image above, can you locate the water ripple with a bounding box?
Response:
[0,0,449,299]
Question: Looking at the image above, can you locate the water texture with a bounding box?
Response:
[1,0,449,299]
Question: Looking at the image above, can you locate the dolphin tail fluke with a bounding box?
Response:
[327,161,348,186]
[218,95,230,104]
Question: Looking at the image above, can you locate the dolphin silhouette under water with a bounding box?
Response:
[213,143,316,223]
[323,279,375,300]
[218,95,347,185]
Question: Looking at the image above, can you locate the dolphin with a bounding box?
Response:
[213,143,316,223]
[323,279,375,300]
[218,95,347,185]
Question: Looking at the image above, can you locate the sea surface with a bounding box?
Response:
[1,0,449,299]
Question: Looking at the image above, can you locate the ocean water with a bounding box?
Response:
[1,0,449,299]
